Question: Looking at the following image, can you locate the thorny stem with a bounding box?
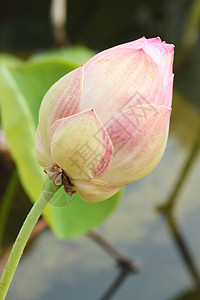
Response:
[0,181,60,300]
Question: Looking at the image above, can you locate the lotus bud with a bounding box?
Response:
[35,37,174,203]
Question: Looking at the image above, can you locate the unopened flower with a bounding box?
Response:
[35,37,174,202]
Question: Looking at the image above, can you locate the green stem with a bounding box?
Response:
[0,181,60,300]
[0,171,18,255]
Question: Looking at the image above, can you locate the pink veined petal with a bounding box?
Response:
[39,66,84,149]
[97,104,172,186]
[111,36,147,50]
[110,36,174,107]
[145,39,174,106]
[147,37,162,44]
[82,47,164,124]
[114,37,174,80]
[165,74,174,108]
[35,126,54,167]
[50,109,113,180]
[71,178,123,203]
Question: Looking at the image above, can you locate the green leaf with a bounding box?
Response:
[30,45,96,66]
[0,60,45,202]
[0,49,122,239]
[8,58,80,126]
[0,54,21,65]
[50,187,122,239]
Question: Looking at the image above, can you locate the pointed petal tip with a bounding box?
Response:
[98,105,172,186]
[50,109,113,181]
[38,65,84,148]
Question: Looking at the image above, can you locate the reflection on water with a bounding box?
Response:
[5,95,200,299]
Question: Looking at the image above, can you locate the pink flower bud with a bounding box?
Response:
[35,36,174,203]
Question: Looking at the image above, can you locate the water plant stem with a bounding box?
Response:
[157,124,200,213]
[156,124,200,289]
[87,231,138,272]
[0,181,60,300]
[100,268,131,300]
